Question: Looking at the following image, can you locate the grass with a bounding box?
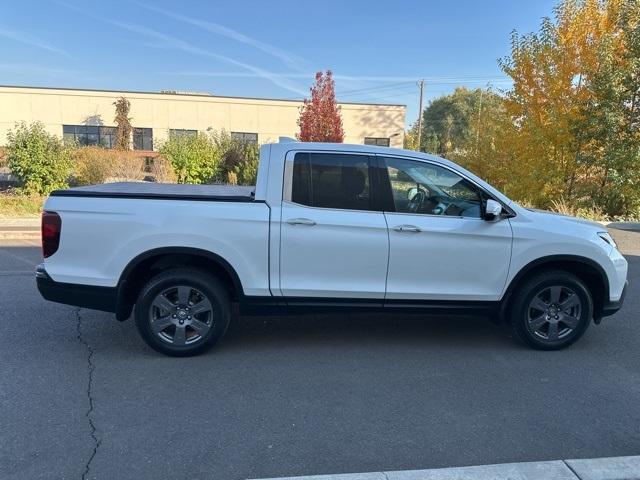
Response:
[0,194,44,218]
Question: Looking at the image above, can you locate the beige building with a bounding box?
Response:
[0,85,406,150]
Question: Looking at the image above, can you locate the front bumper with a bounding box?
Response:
[36,264,117,313]
[600,280,628,320]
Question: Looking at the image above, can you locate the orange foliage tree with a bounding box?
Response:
[498,0,636,211]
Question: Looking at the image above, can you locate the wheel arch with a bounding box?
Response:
[115,247,244,321]
[500,255,609,323]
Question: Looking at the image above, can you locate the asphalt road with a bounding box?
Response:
[1,230,639,480]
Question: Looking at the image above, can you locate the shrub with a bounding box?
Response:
[148,156,177,183]
[0,192,45,217]
[72,147,113,185]
[212,130,260,185]
[72,147,148,185]
[109,154,146,182]
[159,133,219,184]
[6,122,73,195]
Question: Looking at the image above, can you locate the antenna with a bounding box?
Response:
[279,136,297,143]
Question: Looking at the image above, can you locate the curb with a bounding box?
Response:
[0,217,40,227]
[0,231,40,240]
[0,218,40,240]
[250,455,640,480]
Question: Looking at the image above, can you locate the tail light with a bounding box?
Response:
[42,211,62,258]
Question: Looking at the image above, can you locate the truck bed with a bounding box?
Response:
[50,182,256,202]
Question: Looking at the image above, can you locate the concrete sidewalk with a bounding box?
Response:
[0,217,39,240]
[253,455,640,480]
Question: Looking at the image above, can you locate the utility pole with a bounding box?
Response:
[416,79,425,151]
[475,87,484,155]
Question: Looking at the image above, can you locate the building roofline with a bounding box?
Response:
[0,84,407,108]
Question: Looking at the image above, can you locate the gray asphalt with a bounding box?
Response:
[0,231,639,480]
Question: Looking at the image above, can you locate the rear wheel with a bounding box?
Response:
[510,270,592,350]
[134,268,231,356]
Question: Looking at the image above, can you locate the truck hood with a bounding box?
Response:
[526,208,605,230]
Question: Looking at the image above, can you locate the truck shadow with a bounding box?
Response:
[223,313,517,352]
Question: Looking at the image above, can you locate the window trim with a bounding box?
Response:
[376,153,516,219]
[282,150,383,213]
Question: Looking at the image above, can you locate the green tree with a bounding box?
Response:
[159,132,220,184]
[414,87,515,189]
[577,0,640,216]
[211,130,260,185]
[403,123,419,151]
[113,97,132,150]
[499,0,630,210]
[6,121,72,195]
[419,87,506,160]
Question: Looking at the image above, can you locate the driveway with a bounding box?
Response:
[0,230,639,480]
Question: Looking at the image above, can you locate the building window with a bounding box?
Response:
[169,129,197,139]
[133,128,153,150]
[364,137,390,147]
[231,132,258,144]
[63,125,117,148]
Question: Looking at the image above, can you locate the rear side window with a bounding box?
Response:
[290,153,373,211]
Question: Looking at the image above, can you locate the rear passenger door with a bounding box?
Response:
[279,151,389,300]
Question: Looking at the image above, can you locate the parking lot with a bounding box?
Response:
[1,229,639,480]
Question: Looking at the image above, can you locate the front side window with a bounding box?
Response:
[133,127,153,150]
[383,156,482,218]
[290,153,372,211]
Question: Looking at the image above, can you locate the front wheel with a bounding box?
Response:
[510,271,593,350]
[134,268,231,356]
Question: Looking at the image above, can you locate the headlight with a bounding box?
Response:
[598,232,618,249]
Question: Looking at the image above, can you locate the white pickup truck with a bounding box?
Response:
[37,140,628,356]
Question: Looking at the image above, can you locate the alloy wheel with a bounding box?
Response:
[527,285,582,342]
[149,285,214,346]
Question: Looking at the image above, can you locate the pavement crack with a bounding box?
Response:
[562,460,582,479]
[75,308,100,480]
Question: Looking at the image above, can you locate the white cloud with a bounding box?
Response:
[135,2,308,72]
[54,0,308,96]
[0,63,79,76]
[107,19,308,96]
[0,26,70,58]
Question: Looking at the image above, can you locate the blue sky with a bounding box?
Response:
[0,0,557,126]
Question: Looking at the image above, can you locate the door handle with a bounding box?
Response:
[286,218,316,226]
[393,224,422,233]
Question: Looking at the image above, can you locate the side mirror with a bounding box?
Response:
[484,199,503,221]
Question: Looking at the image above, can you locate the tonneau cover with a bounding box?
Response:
[50,182,256,202]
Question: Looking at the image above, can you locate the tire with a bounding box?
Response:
[134,268,231,356]
[510,270,593,350]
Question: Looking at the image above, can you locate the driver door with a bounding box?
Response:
[380,155,512,301]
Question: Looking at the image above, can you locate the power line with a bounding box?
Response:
[336,81,415,97]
